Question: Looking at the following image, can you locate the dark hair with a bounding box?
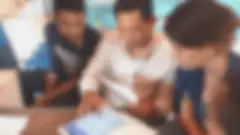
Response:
[164,1,238,47]
[114,0,154,20]
[54,0,85,13]
[216,73,240,135]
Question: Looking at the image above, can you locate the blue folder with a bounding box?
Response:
[63,108,124,135]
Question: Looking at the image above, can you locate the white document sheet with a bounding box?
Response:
[0,116,28,135]
[59,108,157,135]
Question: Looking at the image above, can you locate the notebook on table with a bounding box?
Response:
[60,107,123,135]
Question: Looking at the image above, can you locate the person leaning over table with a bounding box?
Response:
[77,0,176,119]
[170,73,240,135]
[34,0,101,107]
[156,0,240,130]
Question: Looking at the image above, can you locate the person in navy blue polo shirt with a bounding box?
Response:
[34,0,101,107]
[156,0,240,127]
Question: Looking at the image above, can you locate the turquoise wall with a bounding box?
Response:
[86,0,240,38]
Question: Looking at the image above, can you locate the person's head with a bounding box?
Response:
[0,0,26,18]
[165,1,238,70]
[114,0,155,47]
[206,73,240,135]
[54,0,86,43]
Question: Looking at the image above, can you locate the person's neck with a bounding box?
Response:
[205,51,230,76]
[127,35,153,59]
[68,36,83,47]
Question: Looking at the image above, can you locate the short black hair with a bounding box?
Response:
[54,0,85,13]
[165,1,238,47]
[216,73,240,135]
[114,0,154,20]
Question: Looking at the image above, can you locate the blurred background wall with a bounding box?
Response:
[1,0,240,70]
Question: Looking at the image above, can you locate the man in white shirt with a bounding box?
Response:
[77,0,175,118]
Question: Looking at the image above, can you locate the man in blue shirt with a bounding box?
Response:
[157,0,240,127]
[34,0,101,107]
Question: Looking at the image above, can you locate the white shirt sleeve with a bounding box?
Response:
[78,37,112,93]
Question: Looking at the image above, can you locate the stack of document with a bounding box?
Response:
[61,108,123,135]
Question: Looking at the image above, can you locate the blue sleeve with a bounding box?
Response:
[0,24,18,68]
[23,23,59,71]
[23,43,54,71]
[0,24,8,48]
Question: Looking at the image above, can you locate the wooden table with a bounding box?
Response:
[0,108,77,135]
[0,108,157,135]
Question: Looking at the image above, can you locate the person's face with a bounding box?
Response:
[0,0,26,18]
[116,11,154,47]
[173,45,218,70]
[56,11,85,43]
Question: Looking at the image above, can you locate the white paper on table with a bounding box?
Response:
[0,116,28,135]
[59,109,157,135]
[110,113,157,135]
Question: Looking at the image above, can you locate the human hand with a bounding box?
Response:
[180,93,194,121]
[45,73,57,92]
[133,75,156,101]
[127,99,155,118]
[155,97,172,117]
[77,92,105,115]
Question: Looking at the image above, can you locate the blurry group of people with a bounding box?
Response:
[0,0,240,135]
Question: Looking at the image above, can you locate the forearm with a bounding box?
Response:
[82,90,101,104]
[156,82,174,116]
[128,81,158,118]
[44,77,77,99]
[180,117,204,135]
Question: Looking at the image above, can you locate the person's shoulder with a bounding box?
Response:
[97,30,122,48]
[85,25,101,41]
[229,52,240,72]
[153,32,173,53]
[103,30,121,42]
[45,22,57,34]
[45,22,59,45]
[152,32,175,62]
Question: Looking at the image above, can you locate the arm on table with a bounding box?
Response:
[34,73,77,106]
[179,95,204,135]
[156,82,174,117]
[179,117,204,135]
[77,33,113,113]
